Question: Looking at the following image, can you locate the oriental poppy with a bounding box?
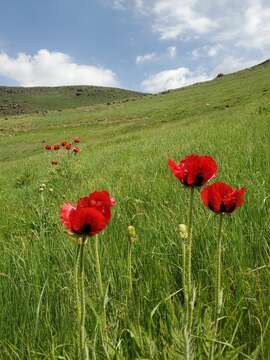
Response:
[53,144,60,151]
[61,141,68,147]
[72,146,80,154]
[65,143,72,150]
[201,182,245,213]
[168,154,217,187]
[60,191,115,237]
[74,137,80,144]
[44,144,52,150]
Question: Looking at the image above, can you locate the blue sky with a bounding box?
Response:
[0,0,269,92]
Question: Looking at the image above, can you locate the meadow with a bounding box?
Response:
[0,62,270,359]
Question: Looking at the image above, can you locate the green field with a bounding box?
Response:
[0,61,270,359]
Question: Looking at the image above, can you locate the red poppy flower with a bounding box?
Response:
[44,144,52,150]
[65,143,72,150]
[61,141,68,147]
[201,182,245,213]
[168,154,217,187]
[51,160,59,165]
[72,146,80,154]
[60,191,116,236]
[74,137,80,144]
[53,144,60,151]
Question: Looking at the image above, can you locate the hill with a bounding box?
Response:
[0,60,269,359]
[0,85,146,115]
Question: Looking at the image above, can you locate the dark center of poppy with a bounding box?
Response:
[80,223,92,234]
[194,173,205,186]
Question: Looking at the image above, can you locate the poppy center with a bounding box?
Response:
[81,223,92,234]
[195,173,205,186]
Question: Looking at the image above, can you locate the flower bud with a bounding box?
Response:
[127,225,136,243]
[179,224,188,239]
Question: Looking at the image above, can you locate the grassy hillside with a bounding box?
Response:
[0,85,146,115]
[0,62,270,359]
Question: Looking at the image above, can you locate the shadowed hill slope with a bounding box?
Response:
[0,85,147,115]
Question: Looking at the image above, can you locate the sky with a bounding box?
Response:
[0,0,269,92]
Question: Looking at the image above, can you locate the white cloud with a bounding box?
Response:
[136,46,177,64]
[211,56,260,75]
[136,52,157,64]
[192,44,223,58]
[0,49,119,87]
[142,66,209,92]
[167,46,177,58]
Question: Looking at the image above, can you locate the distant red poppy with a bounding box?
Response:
[168,154,217,187]
[74,137,80,144]
[51,160,59,166]
[65,143,72,150]
[201,182,245,213]
[61,141,68,147]
[72,146,80,154]
[44,144,52,150]
[53,144,60,150]
[60,190,116,236]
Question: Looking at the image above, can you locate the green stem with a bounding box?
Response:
[95,235,104,298]
[128,240,133,296]
[75,244,82,359]
[78,236,88,360]
[186,187,195,333]
[210,213,224,360]
[94,235,109,358]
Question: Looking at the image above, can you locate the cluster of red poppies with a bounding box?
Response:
[60,153,245,239]
[168,154,245,213]
[44,137,81,165]
[44,137,80,153]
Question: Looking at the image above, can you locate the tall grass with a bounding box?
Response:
[0,65,270,359]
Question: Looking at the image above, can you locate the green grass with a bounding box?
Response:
[0,85,146,115]
[0,62,270,359]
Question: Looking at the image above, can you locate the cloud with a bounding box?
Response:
[136,46,177,64]
[192,44,223,58]
[211,56,260,75]
[136,52,157,64]
[0,49,119,87]
[167,46,177,58]
[142,66,209,92]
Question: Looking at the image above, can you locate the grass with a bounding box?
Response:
[0,62,270,359]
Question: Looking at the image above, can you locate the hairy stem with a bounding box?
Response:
[210,213,224,360]
[186,187,195,333]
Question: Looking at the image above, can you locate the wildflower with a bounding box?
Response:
[44,144,52,150]
[60,191,115,237]
[201,182,245,213]
[168,154,217,187]
[51,160,59,166]
[65,143,72,150]
[74,137,80,143]
[53,144,60,151]
[61,141,68,147]
[72,146,80,154]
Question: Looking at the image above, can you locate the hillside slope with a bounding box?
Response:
[0,85,146,115]
[0,60,269,359]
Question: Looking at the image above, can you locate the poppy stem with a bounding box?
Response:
[94,235,108,356]
[94,235,104,299]
[75,244,82,359]
[186,187,195,333]
[211,213,224,360]
[128,238,133,297]
[78,235,89,360]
